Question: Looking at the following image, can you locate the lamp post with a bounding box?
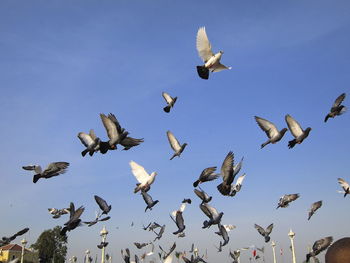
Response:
[20,238,27,263]
[100,226,108,263]
[271,241,277,263]
[288,229,296,263]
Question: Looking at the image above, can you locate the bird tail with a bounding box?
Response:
[170,154,177,160]
[306,253,311,262]
[202,220,210,229]
[33,174,41,183]
[81,149,89,157]
[324,114,330,122]
[193,180,200,187]
[196,66,209,79]
[173,227,185,235]
[89,150,95,156]
[99,141,110,154]
[265,236,270,243]
[217,183,230,196]
[288,139,297,149]
[163,106,171,113]
[261,141,270,149]
[60,227,68,236]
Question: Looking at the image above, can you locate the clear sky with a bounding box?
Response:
[1,0,349,262]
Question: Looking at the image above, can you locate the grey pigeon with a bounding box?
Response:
[134,242,149,249]
[84,211,110,227]
[120,137,144,151]
[0,228,30,246]
[308,201,322,220]
[153,224,166,241]
[121,249,131,263]
[94,195,111,215]
[60,202,84,236]
[306,236,333,262]
[162,92,177,113]
[254,116,288,148]
[193,167,219,187]
[194,187,212,203]
[159,242,176,260]
[167,131,187,160]
[23,162,69,183]
[324,93,346,122]
[196,27,231,79]
[77,129,100,157]
[337,178,350,197]
[254,223,273,243]
[277,194,300,209]
[216,224,229,247]
[200,202,224,228]
[141,190,159,212]
[285,115,311,148]
[170,211,185,236]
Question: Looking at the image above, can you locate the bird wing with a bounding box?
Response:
[233,157,243,177]
[224,225,236,232]
[200,203,212,218]
[332,93,346,109]
[313,236,333,252]
[162,92,173,104]
[205,203,219,218]
[254,224,266,236]
[44,162,69,175]
[200,167,217,180]
[22,165,42,174]
[265,223,274,235]
[220,151,234,184]
[255,116,279,139]
[285,115,304,138]
[338,178,350,190]
[287,193,300,202]
[100,113,118,141]
[211,63,231,72]
[89,129,98,141]
[130,161,150,184]
[235,173,246,186]
[196,27,214,62]
[78,132,94,147]
[163,254,173,263]
[167,131,181,152]
[94,195,109,212]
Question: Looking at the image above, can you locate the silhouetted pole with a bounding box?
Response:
[271,241,277,263]
[288,229,296,263]
[20,238,27,263]
[100,226,108,263]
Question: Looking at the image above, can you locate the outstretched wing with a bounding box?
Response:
[130,161,149,184]
[196,27,213,62]
[285,115,303,138]
[255,116,279,139]
[265,223,274,235]
[332,93,346,109]
[162,92,173,104]
[167,131,181,152]
[254,224,266,236]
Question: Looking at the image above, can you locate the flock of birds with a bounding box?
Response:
[2,27,348,263]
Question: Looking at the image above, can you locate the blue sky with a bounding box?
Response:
[1,0,350,262]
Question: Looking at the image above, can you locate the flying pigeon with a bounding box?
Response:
[216,224,229,247]
[162,92,177,113]
[170,203,187,235]
[200,203,224,228]
[196,27,231,79]
[121,249,131,263]
[97,242,108,249]
[229,173,247,197]
[194,187,212,203]
[23,162,70,183]
[153,224,166,241]
[60,202,84,236]
[159,242,176,260]
[337,178,350,197]
[254,223,273,243]
[277,194,300,209]
[166,131,187,160]
[48,208,70,219]
[308,201,322,220]
[77,129,100,157]
[130,161,157,193]
[324,93,346,122]
[254,116,288,148]
[134,242,149,249]
[285,115,311,149]
[141,190,159,212]
[306,237,333,262]
[193,167,219,187]
[0,228,30,246]
[84,211,110,227]
[94,195,112,215]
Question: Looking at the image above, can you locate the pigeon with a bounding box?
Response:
[162,92,177,113]
[193,167,219,187]
[324,93,346,122]
[214,242,223,252]
[159,242,176,260]
[148,222,162,232]
[200,202,224,228]
[194,187,212,203]
[215,224,236,234]
[277,194,300,209]
[254,223,273,243]
[121,248,131,263]
[60,202,84,236]
[166,131,187,160]
[97,242,108,249]
[23,162,70,183]
[0,228,30,246]
[94,195,112,215]
[48,208,70,219]
[84,211,110,227]
[134,242,149,249]
[99,113,128,153]
[142,222,152,231]
[229,173,247,197]
[77,129,100,157]
[254,116,288,148]
[306,237,333,262]
[170,204,186,235]
[196,27,231,79]
[229,250,240,263]
[337,178,350,197]
[153,225,166,241]
[308,201,322,220]
[285,115,312,148]
[163,254,173,263]
[120,137,144,151]
[141,190,159,212]
[130,161,157,193]
[182,198,192,204]
[141,243,155,260]
[216,224,229,247]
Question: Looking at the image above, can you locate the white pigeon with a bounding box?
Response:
[196,26,231,79]
[129,161,157,193]
[77,129,100,157]
[166,131,187,160]
[338,178,350,197]
[162,92,177,113]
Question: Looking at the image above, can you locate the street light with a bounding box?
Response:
[20,238,28,263]
[100,226,108,263]
[271,241,277,263]
[288,229,296,263]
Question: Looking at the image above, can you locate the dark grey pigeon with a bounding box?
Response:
[254,223,273,243]
[23,162,69,183]
[306,236,333,262]
[84,213,110,227]
[216,224,229,247]
[94,195,111,215]
[170,211,185,235]
[285,115,311,149]
[77,129,100,157]
[97,242,108,249]
[121,248,131,263]
[324,93,346,122]
[193,167,219,187]
[60,203,84,236]
[308,201,322,220]
[214,242,223,252]
[277,194,300,209]
[182,198,192,204]
[153,224,166,241]
[217,151,234,196]
[200,203,224,228]
[141,190,159,212]
[162,92,177,113]
[167,131,187,160]
[194,187,212,203]
[0,228,30,246]
[134,242,149,249]
[254,116,288,148]
[159,242,176,260]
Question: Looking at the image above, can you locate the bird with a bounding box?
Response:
[162,92,177,113]
[84,211,110,227]
[229,250,240,263]
[60,202,84,236]
[337,178,350,197]
[306,236,333,262]
[99,113,128,154]
[254,116,288,148]
[23,162,70,183]
[215,224,236,234]
[200,202,224,228]
[77,129,100,157]
[130,161,157,193]
[0,228,30,246]
[166,131,187,160]
[153,224,166,241]
[94,195,112,215]
[254,223,273,243]
[324,93,346,122]
[48,208,70,219]
[285,115,311,148]
[97,242,108,249]
[120,136,144,151]
[193,167,219,187]
[170,203,187,235]
[159,242,176,260]
[277,194,300,209]
[196,27,231,79]
[134,242,149,249]
[216,224,229,247]
[229,173,247,197]
[121,249,131,263]
[194,187,212,203]
[308,201,322,220]
[141,190,159,212]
